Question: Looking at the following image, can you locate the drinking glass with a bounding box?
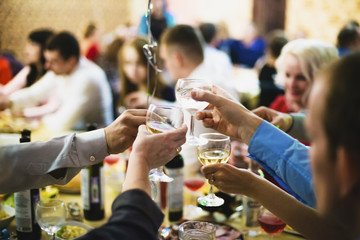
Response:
[257,206,286,238]
[175,78,212,145]
[179,221,216,240]
[35,199,66,240]
[146,104,184,182]
[197,133,231,207]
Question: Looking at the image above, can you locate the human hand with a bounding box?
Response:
[131,124,187,171]
[201,163,259,196]
[191,90,263,144]
[104,109,147,154]
[252,106,293,132]
[124,91,148,109]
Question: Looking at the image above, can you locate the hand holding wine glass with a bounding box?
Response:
[146,104,184,182]
[175,78,212,145]
[197,133,231,207]
[35,199,66,240]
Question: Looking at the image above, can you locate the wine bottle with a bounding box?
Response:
[165,155,184,222]
[81,124,105,221]
[15,130,41,240]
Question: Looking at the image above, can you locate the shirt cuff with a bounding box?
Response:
[75,129,108,166]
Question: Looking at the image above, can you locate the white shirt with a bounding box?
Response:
[0,129,108,194]
[10,58,113,132]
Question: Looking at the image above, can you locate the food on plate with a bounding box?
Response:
[56,225,87,239]
[0,208,9,220]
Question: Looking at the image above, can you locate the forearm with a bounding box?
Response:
[122,151,151,197]
[249,176,345,239]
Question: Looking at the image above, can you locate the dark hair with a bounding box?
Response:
[84,23,97,39]
[321,51,360,162]
[266,30,288,59]
[199,23,216,44]
[160,24,204,64]
[46,31,80,61]
[26,29,54,87]
[336,25,360,48]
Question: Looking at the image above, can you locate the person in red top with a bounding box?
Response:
[270,39,339,115]
[0,56,12,85]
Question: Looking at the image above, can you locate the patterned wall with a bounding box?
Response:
[0,0,129,61]
[286,0,360,43]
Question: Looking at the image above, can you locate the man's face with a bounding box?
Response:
[159,44,181,80]
[306,80,340,216]
[44,50,74,75]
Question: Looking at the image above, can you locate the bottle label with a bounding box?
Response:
[15,190,32,232]
[244,196,260,227]
[167,168,184,212]
[81,168,90,210]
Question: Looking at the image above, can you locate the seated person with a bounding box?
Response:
[0,32,113,133]
[1,29,54,96]
[117,37,175,110]
[191,52,360,239]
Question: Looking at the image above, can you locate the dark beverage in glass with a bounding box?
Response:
[258,214,286,235]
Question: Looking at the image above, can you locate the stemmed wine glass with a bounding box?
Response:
[146,104,184,182]
[35,199,66,240]
[175,78,212,145]
[196,133,231,207]
[257,206,286,238]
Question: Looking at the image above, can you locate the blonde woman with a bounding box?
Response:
[270,39,339,113]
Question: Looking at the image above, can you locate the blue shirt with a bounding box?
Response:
[248,121,316,207]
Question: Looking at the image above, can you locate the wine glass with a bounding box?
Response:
[35,199,66,240]
[196,133,231,207]
[146,104,184,182]
[257,206,286,238]
[179,221,216,240]
[175,78,212,145]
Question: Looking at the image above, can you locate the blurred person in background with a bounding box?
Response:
[270,39,338,115]
[0,31,113,133]
[117,37,175,110]
[336,21,360,57]
[0,54,12,86]
[198,22,234,88]
[98,37,125,118]
[138,0,175,41]
[0,29,54,96]
[81,22,102,63]
[218,22,266,68]
[255,30,288,107]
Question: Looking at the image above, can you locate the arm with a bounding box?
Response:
[192,90,315,206]
[0,109,147,194]
[1,66,30,96]
[78,124,187,240]
[202,163,345,239]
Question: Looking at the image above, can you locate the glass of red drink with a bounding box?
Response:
[257,206,286,238]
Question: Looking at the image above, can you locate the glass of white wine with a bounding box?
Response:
[197,133,231,207]
[35,199,66,240]
[175,78,212,145]
[146,104,184,182]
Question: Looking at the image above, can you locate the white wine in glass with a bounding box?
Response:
[175,78,212,145]
[146,104,184,182]
[197,133,231,207]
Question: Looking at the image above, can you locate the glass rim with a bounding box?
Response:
[179,220,217,231]
[37,199,64,207]
[199,133,230,141]
[148,103,182,110]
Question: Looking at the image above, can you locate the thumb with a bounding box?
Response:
[191,89,223,106]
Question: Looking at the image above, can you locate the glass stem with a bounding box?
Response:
[52,233,56,240]
[190,114,195,137]
[209,184,215,199]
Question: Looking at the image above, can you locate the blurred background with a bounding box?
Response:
[1,0,360,61]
